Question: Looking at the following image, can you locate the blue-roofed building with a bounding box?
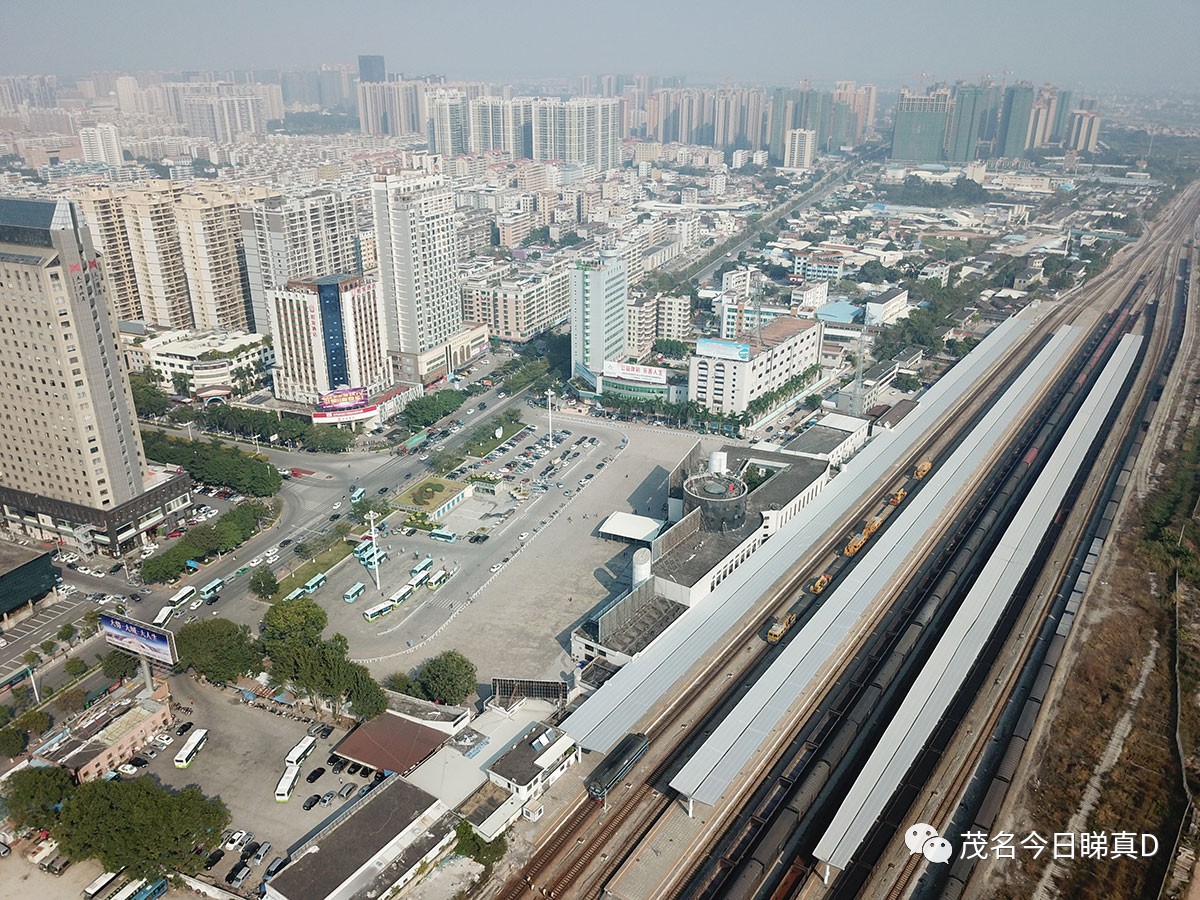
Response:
[814,300,862,324]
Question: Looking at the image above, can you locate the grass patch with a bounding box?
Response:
[396,477,468,510]
[462,419,528,458]
[272,541,356,601]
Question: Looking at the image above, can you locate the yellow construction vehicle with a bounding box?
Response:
[810,573,832,595]
[844,534,867,557]
[767,612,797,643]
[890,488,907,506]
[915,460,933,479]
[863,516,883,537]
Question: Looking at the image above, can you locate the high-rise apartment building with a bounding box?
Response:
[783,128,816,169]
[1050,89,1074,144]
[164,83,272,142]
[945,84,985,163]
[79,123,123,167]
[571,248,628,382]
[468,97,533,158]
[372,171,462,357]
[75,186,143,322]
[240,189,360,334]
[175,188,251,331]
[358,55,386,84]
[121,183,193,329]
[0,198,190,553]
[532,98,622,173]
[357,80,426,136]
[891,88,951,163]
[269,274,390,404]
[997,84,1036,159]
[646,88,767,150]
[1068,110,1102,153]
[427,90,469,156]
[460,258,571,343]
[768,86,833,162]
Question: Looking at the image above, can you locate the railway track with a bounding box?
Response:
[492,185,1200,900]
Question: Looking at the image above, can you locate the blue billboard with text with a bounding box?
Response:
[99,613,177,666]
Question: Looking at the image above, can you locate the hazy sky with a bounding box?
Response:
[1,0,1192,91]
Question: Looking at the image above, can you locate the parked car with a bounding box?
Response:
[223,830,248,851]
[306,721,324,737]
[320,791,335,807]
[305,767,326,784]
[203,849,225,871]
[117,763,138,776]
[264,857,285,880]
[338,783,356,799]
[346,763,361,776]
[226,863,251,888]
[240,841,260,862]
[302,794,321,810]
[252,841,271,866]
[319,724,334,740]
[330,758,347,774]
[130,757,150,768]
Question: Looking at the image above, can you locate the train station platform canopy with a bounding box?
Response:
[813,334,1141,871]
[560,314,1039,757]
[598,512,665,544]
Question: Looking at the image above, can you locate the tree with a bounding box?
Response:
[350,497,391,525]
[171,371,191,397]
[55,778,229,879]
[346,665,388,719]
[894,373,921,392]
[262,597,328,686]
[383,671,422,697]
[40,639,56,656]
[1,765,75,828]
[804,394,823,411]
[415,650,477,705]
[54,688,86,716]
[0,728,25,758]
[454,819,507,865]
[22,650,39,669]
[100,650,138,681]
[652,339,690,359]
[248,566,279,599]
[426,449,459,475]
[57,623,77,645]
[175,619,264,684]
[81,609,101,636]
[15,708,50,735]
[63,658,88,679]
[127,373,170,418]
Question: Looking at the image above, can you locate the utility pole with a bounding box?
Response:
[366,510,381,594]
[546,388,555,446]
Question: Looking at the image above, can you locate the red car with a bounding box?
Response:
[167,530,185,539]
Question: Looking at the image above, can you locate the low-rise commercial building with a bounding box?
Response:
[121,327,273,398]
[864,287,910,326]
[0,542,57,621]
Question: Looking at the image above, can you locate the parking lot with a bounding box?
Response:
[343,416,708,685]
[144,676,363,892]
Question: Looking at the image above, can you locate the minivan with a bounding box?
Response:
[252,841,272,865]
[338,783,356,799]
[226,864,251,888]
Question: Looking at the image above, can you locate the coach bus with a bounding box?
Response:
[151,607,175,628]
[200,578,224,601]
[174,728,209,768]
[82,868,125,900]
[344,582,366,603]
[362,600,394,623]
[168,586,197,608]
[303,573,326,594]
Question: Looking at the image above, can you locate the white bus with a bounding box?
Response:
[388,584,414,606]
[427,569,448,589]
[82,869,124,900]
[200,578,224,600]
[284,735,316,767]
[343,582,366,603]
[168,586,197,608]
[151,606,175,627]
[362,601,393,622]
[108,881,147,900]
[410,556,433,578]
[274,764,301,802]
[173,728,208,768]
[409,570,429,589]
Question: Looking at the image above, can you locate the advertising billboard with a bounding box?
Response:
[99,613,177,666]
[312,404,378,423]
[602,361,668,385]
[317,387,370,411]
[696,338,751,362]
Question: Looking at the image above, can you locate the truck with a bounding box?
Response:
[844,534,867,557]
[810,573,832,594]
[766,612,797,643]
[890,488,907,506]
[915,460,933,479]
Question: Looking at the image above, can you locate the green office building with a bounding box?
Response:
[998,84,1036,158]
[945,85,985,163]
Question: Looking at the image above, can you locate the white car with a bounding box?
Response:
[0,639,7,648]
[224,830,248,852]
[419,454,430,461]
[490,563,502,573]
[153,733,173,745]
[118,764,138,776]
[518,532,529,541]
[249,557,263,567]
[143,748,157,759]
[189,599,203,611]
[332,502,342,510]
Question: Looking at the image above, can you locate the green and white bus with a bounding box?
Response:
[200,579,224,600]
[344,582,366,603]
[427,569,449,589]
[410,556,433,578]
[303,573,326,594]
[362,600,393,623]
[429,528,457,543]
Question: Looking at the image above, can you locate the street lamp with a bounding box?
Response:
[366,510,381,594]
[546,388,555,446]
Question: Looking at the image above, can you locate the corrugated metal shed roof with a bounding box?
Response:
[814,335,1140,870]
[561,316,1033,754]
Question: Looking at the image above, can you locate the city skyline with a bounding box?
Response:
[0,0,1192,91]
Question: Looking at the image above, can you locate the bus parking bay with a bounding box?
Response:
[149,675,350,862]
